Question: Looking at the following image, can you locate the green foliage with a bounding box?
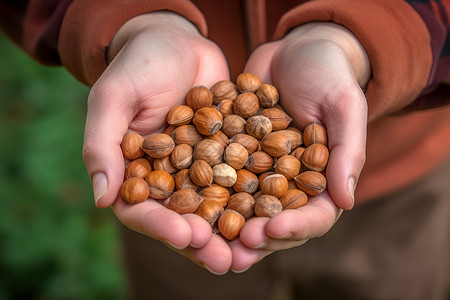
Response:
[0,34,126,299]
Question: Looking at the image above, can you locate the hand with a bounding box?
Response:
[230,22,371,271]
[82,12,232,274]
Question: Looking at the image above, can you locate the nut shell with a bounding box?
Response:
[256,83,279,107]
[186,85,213,111]
[174,169,199,191]
[227,192,255,219]
[210,80,239,104]
[303,122,328,147]
[193,139,224,167]
[218,209,245,240]
[236,73,262,92]
[228,134,259,155]
[280,189,308,210]
[261,174,289,199]
[142,133,175,159]
[293,171,327,196]
[171,125,203,147]
[260,108,292,131]
[198,184,230,207]
[195,200,224,228]
[192,106,223,136]
[224,143,248,170]
[260,132,291,158]
[121,132,144,160]
[245,115,273,140]
[245,151,273,174]
[170,144,193,170]
[124,158,152,180]
[169,189,203,214]
[213,163,238,187]
[233,169,259,194]
[233,92,260,118]
[145,170,175,199]
[274,155,301,180]
[301,144,329,172]
[166,105,194,126]
[120,177,149,204]
[222,115,246,137]
[254,195,282,217]
[189,160,214,187]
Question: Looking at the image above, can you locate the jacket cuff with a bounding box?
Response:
[58,0,207,86]
[274,0,432,121]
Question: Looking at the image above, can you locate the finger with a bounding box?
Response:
[112,198,193,249]
[229,239,273,273]
[243,42,280,83]
[181,214,214,248]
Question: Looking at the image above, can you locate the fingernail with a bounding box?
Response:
[92,173,107,206]
[348,177,356,207]
[231,265,251,274]
[203,264,228,276]
[269,232,292,239]
[255,242,267,249]
[165,241,185,250]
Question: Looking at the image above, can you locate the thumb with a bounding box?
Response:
[83,84,131,208]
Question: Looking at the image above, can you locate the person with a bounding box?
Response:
[1,0,449,299]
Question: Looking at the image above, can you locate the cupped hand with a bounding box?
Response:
[230,22,371,271]
[82,12,232,274]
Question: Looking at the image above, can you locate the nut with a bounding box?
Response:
[222,115,246,137]
[290,146,306,161]
[142,133,175,158]
[236,73,262,92]
[124,157,152,180]
[224,143,248,170]
[213,163,237,187]
[260,107,292,131]
[171,125,203,146]
[166,105,194,126]
[256,83,279,107]
[274,129,303,151]
[245,115,273,140]
[195,200,224,228]
[153,156,178,174]
[280,189,308,210]
[227,192,255,219]
[260,174,289,199]
[189,159,214,187]
[254,195,282,217]
[245,151,273,174]
[170,144,193,170]
[198,184,230,207]
[193,139,224,167]
[121,132,144,160]
[210,80,239,104]
[233,169,259,194]
[303,122,328,147]
[293,171,327,196]
[120,177,149,204]
[192,106,223,136]
[169,188,203,214]
[258,171,275,188]
[185,85,213,111]
[260,132,291,158]
[145,170,175,199]
[228,134,259,155]
[174,169,199,191]
[233,92,260,118]
[218,209,245,240]
[274,155,301,180]
[216,99,234,117]
[205,130,229,149]
[301,143,329,172]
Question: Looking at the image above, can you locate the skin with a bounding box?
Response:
[82,12,371,274]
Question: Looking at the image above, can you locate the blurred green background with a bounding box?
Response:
[0,34,127,299]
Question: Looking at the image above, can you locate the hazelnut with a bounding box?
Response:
[228,134,260,155]
[120,177,149,204]
[280,189,308,210]
[153,156,178,174]
[245,151,273,174]
[227,192,255,219]
[258,171,275,188]
[185,85,213,111]
[254,195,282,217]
[168,188,203,214]
[236,73,262,92]
[301,144,329,172]
[293,171,327,196]
[145,170,175,199]
[213,163,237,187]
[224,143,248,170]
[163,125,177,136]
[210,80,239,104]
[121,132,144,160]
[256,83,279,107]
[189,160,214,187]
[261,174,289,199]
[174,169,199,191]
[290,146,306,161]
[275,129,303,151]
[233,169,259,194]
[303,122,328,147]
[274,155,301,180]
[192,106,223,136]
[216,99,234,117]
[166,105,194,126]
[245,115,273,140]
[124,157,152,180]
[170,144,193,170]
[260,108,293,131]
[205,130,229,149]
[218,209,245,240]
[193,139,224,167]
[198,184,230,207]
[171,125,203,147]
[260,132,291,158]
[195,200,224,228]
[142,133,175,159]
[233,92,260,118]
[222,115,246,137]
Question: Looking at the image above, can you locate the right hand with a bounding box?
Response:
[82,12,232,274]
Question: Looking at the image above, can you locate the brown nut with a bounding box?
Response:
[166,105,194,126]
[236,73,262,92]
[274,155,301,180]
[174,169,199,191]
[256,83,279,107]
[218,209,245,240]
[195,200,224,228]
[171,125,203,147]
[275,129,303,151]
[121,132,144,160]
[245,151,273,174]
[245,115,273,140]
[145,170,175,199]
[142,133,175,159]
[216,99,234,117]
[120,177,149,204]
[233,92,260,118]
[258,171,275,188]
[210,80,239,104]
[260,132,291,158]
[185,85,213,111]
[260,107,293,131]
[280,189,308,210]
[224,143,249,170]
[254,195,282,217]
[260,174,289,199]
[303,122,328,147]
[163,125,177,136]
[222,115,246,137]
[153,156,178,174]
[228,134,259,155]
[169,188,203,214]
[198,184,230,207]
[170,144,193,170]
[233,169,259,194]
[213,163,237,187]
[193,139,224,167]
[293,171,327,196]
[192,106,223,136]
[301,144,329,172]
[205,130,229,149]
[124,157,152,180]
[290,146,306,161]
[189,160,214,187]
[227,192,255,219]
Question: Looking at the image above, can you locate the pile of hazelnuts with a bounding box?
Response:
[119,73,329,240]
